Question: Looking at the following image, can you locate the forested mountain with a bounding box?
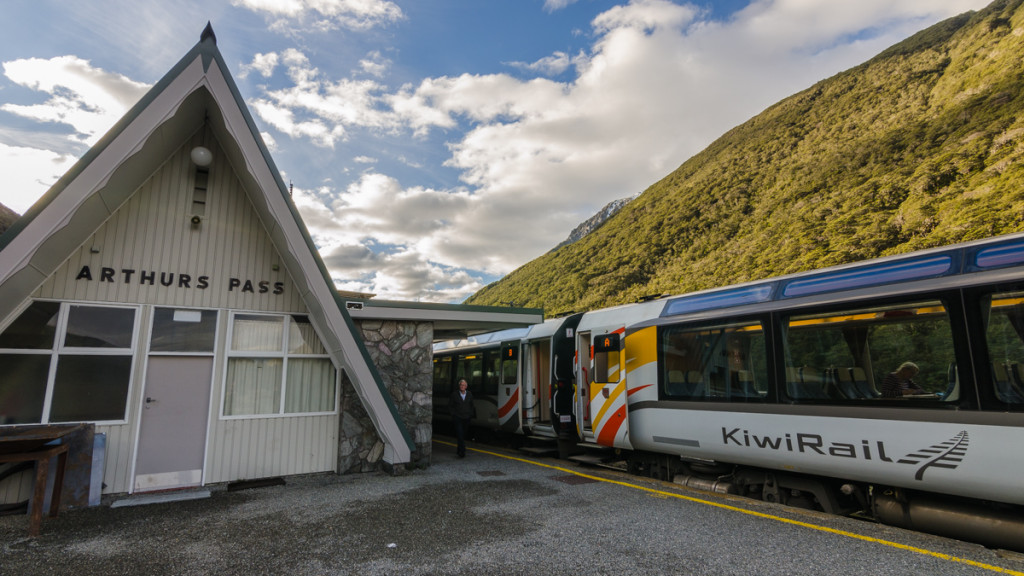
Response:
[552,194,636,252]
[467,0,1024,315]
[0,203,17,236]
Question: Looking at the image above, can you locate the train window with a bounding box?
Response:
[456,353,483,391]
[661,321,768,401]
[432,356,453,396]
[483,350,500,396]
[500,343,519,385]
[783,300,956,403]
[982,292,1024,405]
[593,333,621,384]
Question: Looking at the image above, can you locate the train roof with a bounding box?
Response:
[432,325,531,353]
[647,231,1024,323]
[575,298,668,332]
[519,313,581,342]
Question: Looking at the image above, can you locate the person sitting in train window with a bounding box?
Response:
[880,362,926,397]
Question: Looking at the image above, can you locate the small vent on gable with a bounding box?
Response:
[192,167,209,218]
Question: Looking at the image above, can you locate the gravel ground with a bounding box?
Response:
[2,438,1023,576]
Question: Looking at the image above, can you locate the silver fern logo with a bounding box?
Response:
[896,430,969,480]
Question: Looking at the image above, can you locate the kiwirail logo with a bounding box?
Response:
[721,428,969,480]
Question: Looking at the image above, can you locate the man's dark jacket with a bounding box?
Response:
[449,389,476,420]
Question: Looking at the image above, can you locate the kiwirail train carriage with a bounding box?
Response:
[434,232,1024,551]
[571,299,669,447]
[432,326,530,433]
[432,314,581,438]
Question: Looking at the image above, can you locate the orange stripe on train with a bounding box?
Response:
[498,387,520,418]
[596,405,626,446]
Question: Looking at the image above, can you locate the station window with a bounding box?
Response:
[223,313,336,416]
[981,291,1024,405]
[0,301,137,424]
[782,300,957,402]
[661,321,768,401]
[150,307,218,353]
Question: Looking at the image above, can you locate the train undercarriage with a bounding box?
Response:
[623,449,1024,552]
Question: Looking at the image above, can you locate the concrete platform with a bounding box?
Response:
[1,437,1022,576]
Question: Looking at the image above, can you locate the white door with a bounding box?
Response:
[134,356,212,492]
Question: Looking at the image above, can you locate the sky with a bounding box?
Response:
[0,0,993,303]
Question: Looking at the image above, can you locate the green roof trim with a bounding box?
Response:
[346,297,543,317]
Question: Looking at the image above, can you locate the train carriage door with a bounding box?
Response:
[592,332,630,449]
[456,352,484,424]
[432,355,455,424]
[497,341,522,433]
[577,331,595,439]
[528,339,552,426]
[551,314,583,439]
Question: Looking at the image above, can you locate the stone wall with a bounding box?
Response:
[337,320,433,474]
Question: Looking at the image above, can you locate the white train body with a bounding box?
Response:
[435,233,1024,549]
[572,299,667,449]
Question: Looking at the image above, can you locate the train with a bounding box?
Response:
[433,232,1024,551]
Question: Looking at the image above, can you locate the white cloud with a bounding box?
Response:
[240,52,280,78]
[275,0,991,300]
[359,51,390,78]
[1,0,992,303]
[249,48,399,146]
[260,131,278,151]
[251,98,347,147]
[232,0,404,32]
[0,143,78,214]
[292,180,484,300]
[2,56,149,146]
[544,0,579,12]
[506,51,579,76]
[592,0,698,33]
[0,56,149,214]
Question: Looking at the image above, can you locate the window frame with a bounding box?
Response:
[220,311,338,419]
[147,307,220,356]
[592,333,622,385]
[966,283,1024,411]
[657,315,772,403]
[0,300,139,425]
[775,289,972,408]
[499,342,519,386]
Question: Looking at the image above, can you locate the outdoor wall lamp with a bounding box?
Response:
[190,146,213,167]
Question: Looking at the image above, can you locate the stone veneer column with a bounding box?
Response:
[337,320,433,474]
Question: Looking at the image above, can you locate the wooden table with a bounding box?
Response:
[0,425,83,536]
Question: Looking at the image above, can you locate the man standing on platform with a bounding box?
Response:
[449,379,476,458]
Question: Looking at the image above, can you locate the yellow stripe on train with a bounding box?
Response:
[593,382,625,425]
[625,325,658,371]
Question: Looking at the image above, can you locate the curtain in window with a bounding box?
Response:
[232,315,283,351]
[284,358,336,413]
[224,358,283,415]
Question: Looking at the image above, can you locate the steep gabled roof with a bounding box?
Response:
[0,24,414,464]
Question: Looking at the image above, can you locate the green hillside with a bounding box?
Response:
[0,203,17,236]
[467,0,1024,315]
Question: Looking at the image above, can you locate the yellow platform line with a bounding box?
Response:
[435,439,1024,576]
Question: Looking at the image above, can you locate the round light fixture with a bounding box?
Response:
[190,146,213,167]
